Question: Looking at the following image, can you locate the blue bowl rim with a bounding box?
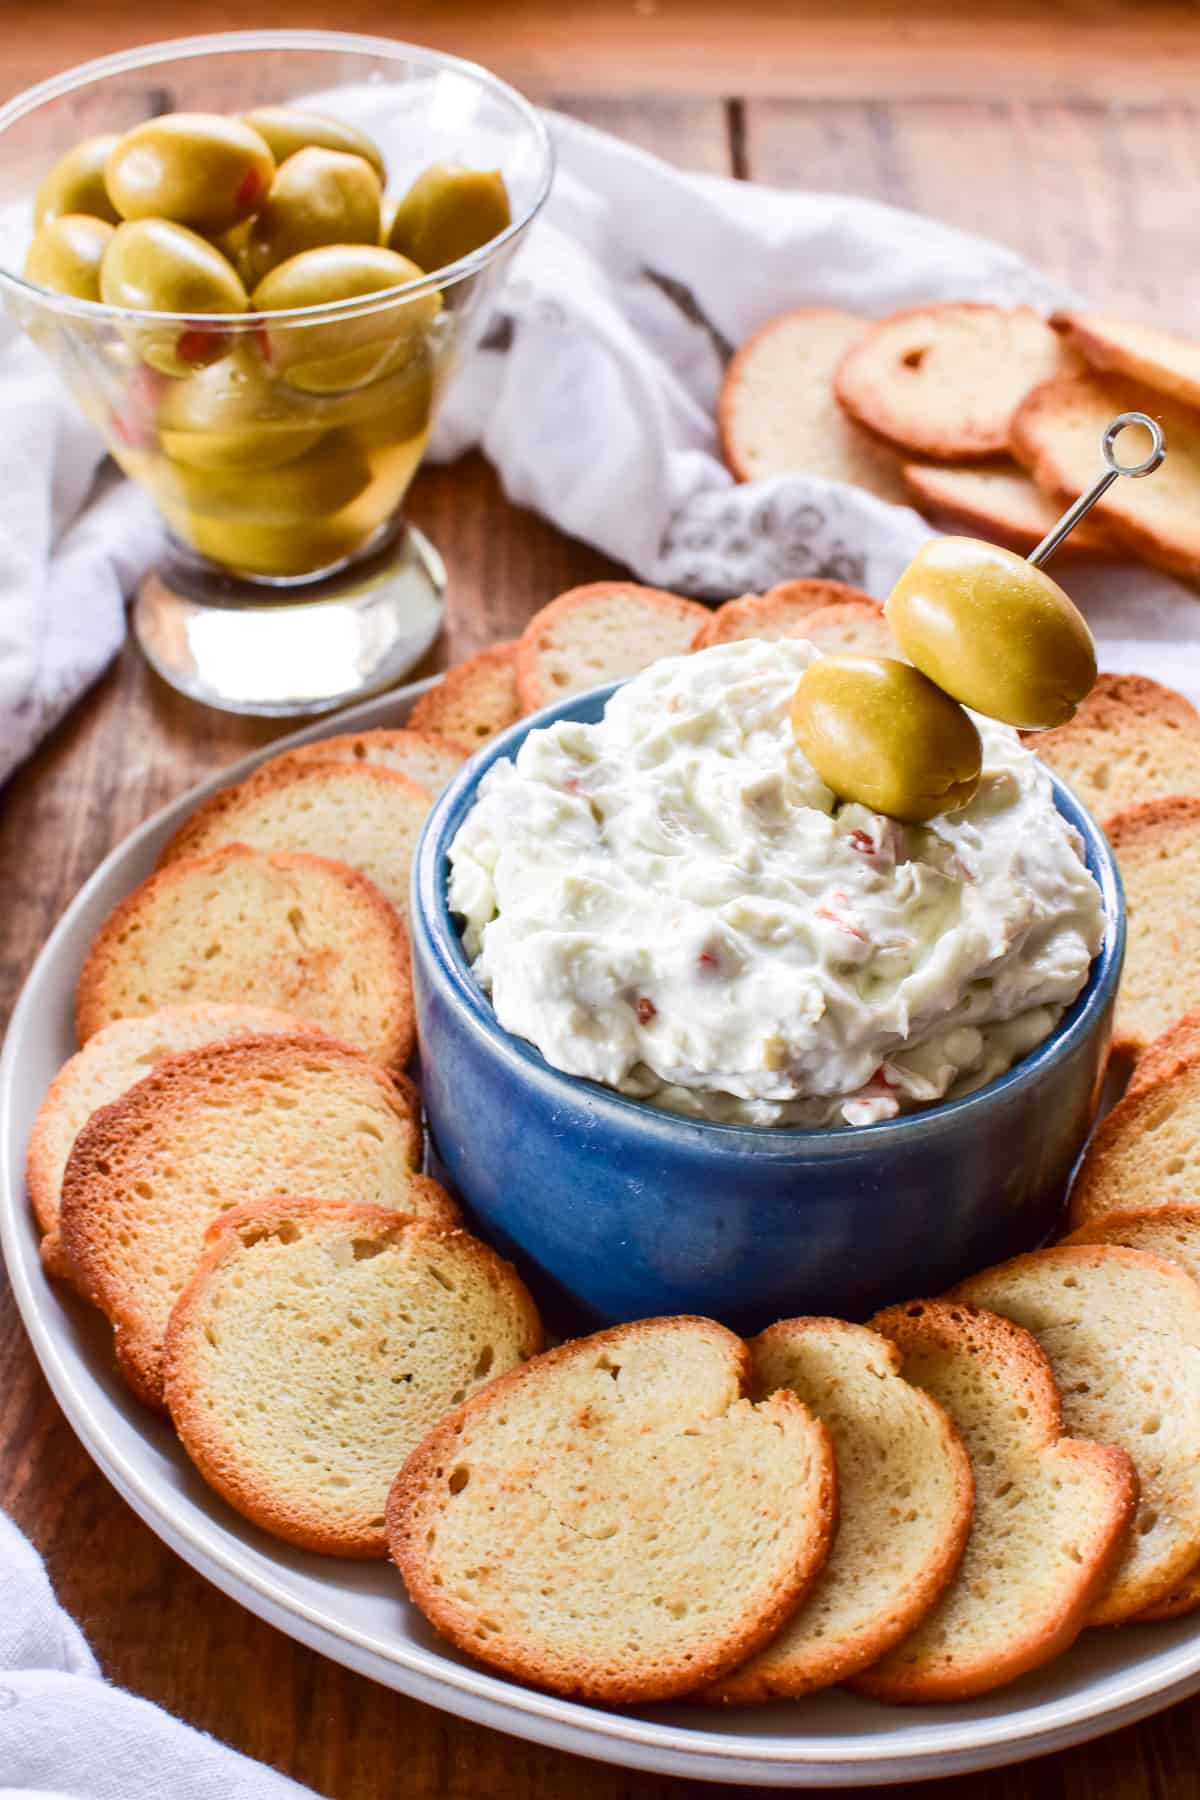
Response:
[412,678,1126,1153]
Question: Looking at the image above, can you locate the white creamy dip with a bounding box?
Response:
[448,638,1105,1128]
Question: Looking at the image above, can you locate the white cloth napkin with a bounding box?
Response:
[3,106,1199,786]
[4,101,1200,1793]
[0,1511,316,1798]
[0,330,161,784]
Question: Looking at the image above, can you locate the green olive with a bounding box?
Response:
[158,430,370,524]
[159,340,294,430]
[302,345,434,440]
[211,218,253,279]
[791,656,982,823]
[100,218,250,315]
[159,416,325,470]
[33,135,121,227]
[24,214,115,301]
[346,430,426,515]
[886,536,1097,730]
[105,113,275,232]
[251,244,439,394]
[387,162,511,272]
[157,340,323,467]
[242,107,386,183]
[242,147,381,287]
[101,219,248,375]
[161,499,373,577]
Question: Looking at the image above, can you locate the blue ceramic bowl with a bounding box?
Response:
[410,683,1125,1335]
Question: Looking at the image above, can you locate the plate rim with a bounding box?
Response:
[5,673,1200,1785]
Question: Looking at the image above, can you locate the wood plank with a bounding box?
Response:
[744,96,1200,326]
[554,96,734,175]
[0,1,1197,104]
[407,452,626,665]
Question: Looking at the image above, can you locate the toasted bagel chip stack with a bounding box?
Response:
[703,1318,973,1703]
[159,759,432,921]
[1052,310,1200,409]
[1013,372,1200,580]
[1021,674,1200,825]
[516,584,709,713]
[1065,1205,1200,1285]
[1103,797,1200,1057]
[1128,1012,1200,1099]
[690,578,878,651]
[165,1198,541,1557]
[27,1003,328,1276]
[265,727,467,794]
[902,460,1112,557]
[388,1317,836,1702]
[953,1247,1200,1623]
[1063,1207,1200,1620]
[834,303,1078,460]
[794,599,895,659]
[850,1299,1135,1703]
[1069,1059,1200,1229]
[408,641,522,751]
[75,845,415,1071]
[58,1034,451,1408]
[717,306,909,502]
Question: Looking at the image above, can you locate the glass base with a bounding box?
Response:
[132,522,447,717]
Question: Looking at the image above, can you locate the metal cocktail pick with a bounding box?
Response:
[1027,411,1166,567]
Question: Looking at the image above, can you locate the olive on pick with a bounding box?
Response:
[251,243,439,394]
[886,536,1097,730]
[105,114,275,233]
[100,218,249,375]
[24,214,115,301]
[388,162,511,272]
[242,106,386,182]
[242,146,382,287]
[34,134,121,227]
[791,655,983,824]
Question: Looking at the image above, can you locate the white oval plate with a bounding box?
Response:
[5,676,1200,1787]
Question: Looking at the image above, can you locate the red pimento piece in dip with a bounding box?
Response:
[815,899,868,942]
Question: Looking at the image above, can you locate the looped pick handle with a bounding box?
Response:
[1027,411,1166,569]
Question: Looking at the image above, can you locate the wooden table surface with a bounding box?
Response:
[4,4,1200,1795]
